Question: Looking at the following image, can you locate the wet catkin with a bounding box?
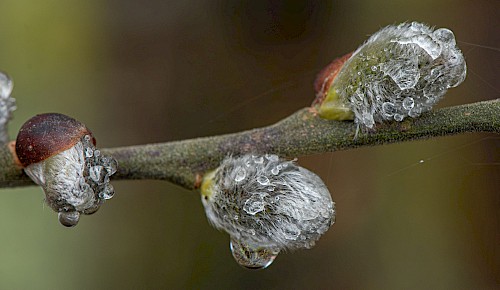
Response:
[201,154,335,269]
[318,22,466,130]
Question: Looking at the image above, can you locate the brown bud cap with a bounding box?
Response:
[312,52,353,106]
[15,113,96,167]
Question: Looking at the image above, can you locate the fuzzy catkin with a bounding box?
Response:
[24,135,117,226]
[201,154,335,252]
[0,72,15,144]
[319,22,466,129]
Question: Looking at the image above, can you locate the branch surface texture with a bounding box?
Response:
[1,99,498,190]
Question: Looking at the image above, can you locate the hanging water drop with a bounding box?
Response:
[229,238,279,270]
[99,184,115,200]
[58,211,80,227]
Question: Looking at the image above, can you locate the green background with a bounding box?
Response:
[0,0,498,289]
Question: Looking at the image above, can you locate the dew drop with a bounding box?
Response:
[408,106,422,118]
[234,167,246,182]
[394,113,404,122]
[433,28,456,46]
[85,147,93,158]
[103,157,118,175]
[371,65,378,72]
[58,211,80,227]
[257,175,269,185]
[94,150,101,157]
[83,203,100,215]
[271,167,279,175]
[265,154,279,162]
[89,165,103,183]
[402,97,415,110]
[361,112,374,128]
[84,135,91,142]
[243,194,266,215]
[283,224,301,240]
[382,102,396,117]
[229,238,279,270]
[254,156,264,164]
[99,184,115,200]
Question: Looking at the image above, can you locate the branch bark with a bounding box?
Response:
[1,99,498,190]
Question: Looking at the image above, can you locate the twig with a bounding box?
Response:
[1,99,498,190]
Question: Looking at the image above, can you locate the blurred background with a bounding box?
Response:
[0,0,498,289]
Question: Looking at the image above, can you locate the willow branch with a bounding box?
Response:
[1,99,498,190]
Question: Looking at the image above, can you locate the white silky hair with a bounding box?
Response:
[202,154,335,252]
[25,141,96,212]
[0,72,15,144]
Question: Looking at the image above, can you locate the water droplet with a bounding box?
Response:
[89,165,103,182]
[243,194,266,215]
[267,186,275,192]
[254,156,264,164]
[94,150,101,157]
[85,147,93,158]
[371,65,378,72]
[84,135,91,142]
[257,175,269,185]
[99,184,115,200]
[229,238,279,270]
[419,159,424,163]
[402,97,415,110]
[408,106,422,118]
[83,203,100,215]
[283,224,301,240]
[103,157,118,175]
[397,34,442,59]
[265,154,279,162]
[361,112,374,128]
[394,114,404,122]
[234,167,246,182]
[271,167,279,175]
[58,211,80,227]
[433,28,456,46]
